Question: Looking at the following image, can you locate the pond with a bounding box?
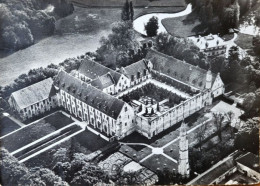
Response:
[133,4,192,36]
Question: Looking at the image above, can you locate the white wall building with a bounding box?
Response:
[8,78,58,120]
[189,34,227,56]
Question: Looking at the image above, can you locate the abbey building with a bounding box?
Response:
[9,49,225,141]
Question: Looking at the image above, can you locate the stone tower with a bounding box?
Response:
[178,121,190,178]
[206,70,212,89]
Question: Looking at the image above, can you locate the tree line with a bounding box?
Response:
[0,0,74,50]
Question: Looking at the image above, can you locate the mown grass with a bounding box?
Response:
[1,112,72,153]
[162,14,203,37]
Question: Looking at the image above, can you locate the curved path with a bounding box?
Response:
[133,4,192,36]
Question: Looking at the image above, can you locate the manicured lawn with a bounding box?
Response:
[142,154,178,172]
[162,14,203,37]
[120,144,152,162]
[1,112,73,153]
[235,33,254,50]
[0,117,21,137]
[73,129,109,152]
[44,112,74,129]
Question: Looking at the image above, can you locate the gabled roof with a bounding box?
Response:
[90,73,115,90]
[189,34,226,50]
[146,49,217,90]
[54,70,125,119]
[10,78,55,109]
[236,152,260,173]
[121,60,149,78]
[189,156,235,185]
[78,59,122,84]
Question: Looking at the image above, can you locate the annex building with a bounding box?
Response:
[9,49,225,141]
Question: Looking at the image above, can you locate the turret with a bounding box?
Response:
[206,70,212,89]
[178,121,190,178]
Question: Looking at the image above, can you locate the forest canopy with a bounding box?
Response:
[0,0,74,50]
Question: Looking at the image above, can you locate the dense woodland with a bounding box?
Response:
[186,0,258,33]
[0,0,74,50]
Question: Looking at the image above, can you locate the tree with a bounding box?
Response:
[96,21,139,67]
[157,102,160,111]
[121,0,130,21]
[242,93,256,113]
[253,35,260,56]
[212,112,225,141]
[130,1,134,21]
[234,117,259,154]
[145,16,159,37]
[195,123,207,151]
[138,104,143,112]
[70,164,109,186]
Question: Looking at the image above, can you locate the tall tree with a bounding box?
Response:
[212,112,225,141]
[121,0,130,21]
[145,16,159,37]
[130,1,134,21]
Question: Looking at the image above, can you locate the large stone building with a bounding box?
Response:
[8,78,58,120]
[54,70,135,140]
[8,49,225,140]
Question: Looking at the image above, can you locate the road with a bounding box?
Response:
[133,4,192,35]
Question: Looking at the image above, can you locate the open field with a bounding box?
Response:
[162,14,203,37]
[0,117,21,137]
[234,33,254,50]
[0,112,73,153]
[72,0,185,8]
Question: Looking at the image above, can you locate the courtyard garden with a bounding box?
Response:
[120,83,187,108]
[0,112,74,153]
[0,116,21,137]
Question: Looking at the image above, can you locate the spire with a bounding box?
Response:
[178,120,190,178]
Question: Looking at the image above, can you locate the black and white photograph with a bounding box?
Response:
[0,0,259,185]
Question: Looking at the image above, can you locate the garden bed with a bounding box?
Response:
[1,112,73,153]
[0,117,21,137]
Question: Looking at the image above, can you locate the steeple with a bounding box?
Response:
[206,69,212,89]
[178,120,190,178]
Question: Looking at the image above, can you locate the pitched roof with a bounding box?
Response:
[78,59,122,84]
[90,73,115,90]
[189,34,226,50]
[10,78,55,109]
[54,70,125,119]
[146,49,216,90]
[236,152,260,173]
[190,156,235,185]
[121,60,149,78]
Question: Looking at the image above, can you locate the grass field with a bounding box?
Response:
[162,14,203,37]
[1,112,73,153]
[0,117,21,137]
[234,33,254,50]
[73,0,185,7]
